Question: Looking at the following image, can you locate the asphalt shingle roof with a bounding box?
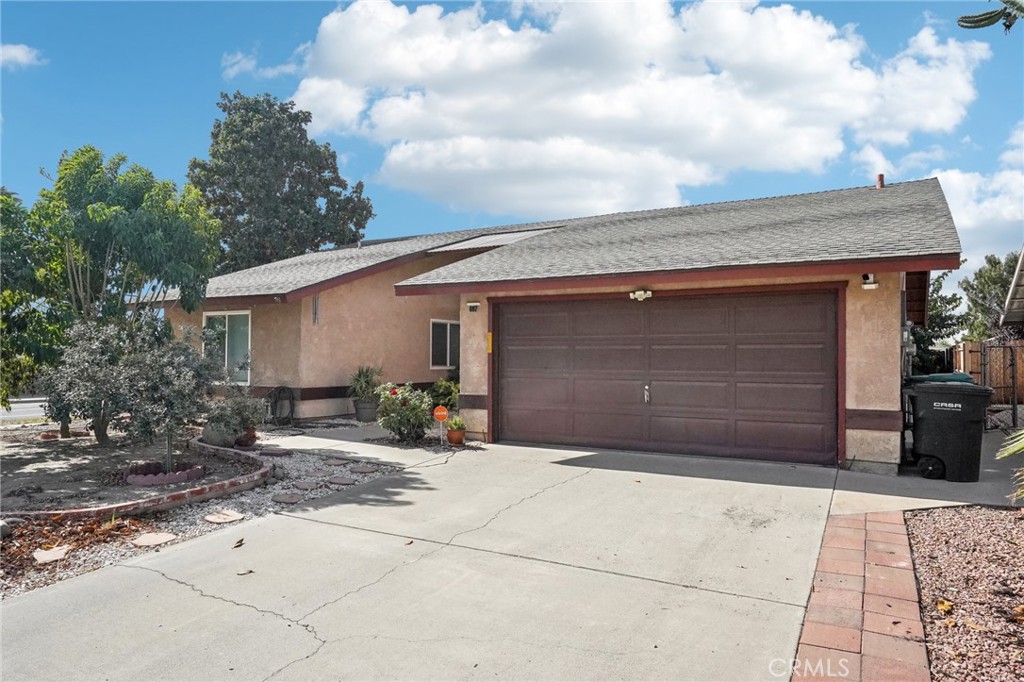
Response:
[396,178,961,290]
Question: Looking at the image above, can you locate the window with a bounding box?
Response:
[430,320,460,369]
[203,311,251,383]
[312,294,320,325]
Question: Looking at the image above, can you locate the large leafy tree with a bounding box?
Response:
[0,190,66,408]
[912,268,966,374]
[958,0,1023,32]
[30,145,221,319]
[188,92,374,274]
[960,252,1024,341]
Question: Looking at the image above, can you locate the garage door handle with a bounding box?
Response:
[644,384,650,404]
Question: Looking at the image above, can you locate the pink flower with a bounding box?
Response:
[390,389,398,395]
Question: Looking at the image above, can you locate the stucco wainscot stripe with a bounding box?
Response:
[458,394,488,410]
[10,440,272,520]
[846,409,904,432]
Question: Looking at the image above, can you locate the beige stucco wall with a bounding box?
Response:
[296,253,464,389]
[164,301,302,387]
[455,271,905,465]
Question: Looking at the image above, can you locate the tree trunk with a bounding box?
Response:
[59,417,71,439]
[165,428,175,474]
[93,415,110,446]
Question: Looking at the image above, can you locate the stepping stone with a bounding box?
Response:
[131,532,177,548]
[261,448,292,457]
[327,477,356,486]
[271,493,303,504]
[325,458,350,466]
[294,481,318,490]
[33,546,70,564]
[308,469,331,477]
[350,464,378,474]
[204,510,245,524]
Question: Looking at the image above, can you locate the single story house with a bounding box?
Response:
[167,176,961,473]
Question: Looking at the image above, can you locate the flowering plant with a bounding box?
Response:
[375,382,433,443]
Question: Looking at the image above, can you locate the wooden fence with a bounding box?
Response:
[954,340,1024,405]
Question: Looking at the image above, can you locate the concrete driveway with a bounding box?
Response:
[2,434,1015,681]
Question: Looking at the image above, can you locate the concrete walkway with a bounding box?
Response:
[2,431,1019,681]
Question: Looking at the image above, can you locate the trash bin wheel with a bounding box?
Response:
[917,456,946,480]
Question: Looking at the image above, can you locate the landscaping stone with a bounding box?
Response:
[204,510,244,524]
[33,546,70,564]
[325,458,350,466]
[350,464,378,474]
[260,448,292,457]
[293,481,318,490]
[327,477,356,486]
[2,517,26,526]
[131,532,177,547]
[271,493,303,504]
[0,521,12,539]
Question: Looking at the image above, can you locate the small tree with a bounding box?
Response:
[188,92,374,274]
[912,268,966,374]
[960,252,1024,341]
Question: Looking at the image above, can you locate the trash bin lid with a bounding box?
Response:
[905,372,975,384]
[910,381,994,396]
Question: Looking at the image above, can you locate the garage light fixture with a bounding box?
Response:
[862,274,879,290]
[629,289,653,302]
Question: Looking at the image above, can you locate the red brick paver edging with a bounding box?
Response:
[8,438,272,520]
[791,511,930,682]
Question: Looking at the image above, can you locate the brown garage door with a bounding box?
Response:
[496,291,837,465]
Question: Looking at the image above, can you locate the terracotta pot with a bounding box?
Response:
[235,427,258,447]
[446,429,466,445]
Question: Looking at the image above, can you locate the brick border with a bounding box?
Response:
[6,438,272,521]
[792,512,930,682]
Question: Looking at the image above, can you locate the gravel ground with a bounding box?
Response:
[1,448,396,599]
[906,506,1024,682]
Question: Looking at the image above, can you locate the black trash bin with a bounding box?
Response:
[908,382,993,482]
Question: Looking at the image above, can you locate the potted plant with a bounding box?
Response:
[349,365,384,422]
[446,415,467,445]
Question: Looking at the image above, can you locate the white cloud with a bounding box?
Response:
[934,121,1024,277]
[289,0,992,218]
[221,44,309,80]
[1,44,46,70]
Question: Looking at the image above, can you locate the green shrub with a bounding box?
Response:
[207,387,266,434]
[447,415,466,430]
[431,378,460,410]
[376,382,432,443]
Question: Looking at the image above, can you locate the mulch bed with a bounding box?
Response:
[906,506,1024,682]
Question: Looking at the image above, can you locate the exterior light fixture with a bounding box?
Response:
[466,301,481,312]
[861,274,879,291]
[629,290,653,302]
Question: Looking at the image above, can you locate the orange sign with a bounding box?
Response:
[433,406,449,422]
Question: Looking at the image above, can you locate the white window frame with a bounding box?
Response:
[430,319,460,370]
[202,310,252,385]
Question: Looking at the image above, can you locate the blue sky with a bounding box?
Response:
[2,1,1022,279]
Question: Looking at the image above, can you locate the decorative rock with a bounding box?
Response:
[204,510,245,524]
[327,477,356,486]
[261,448,292,457]
[266,477,279,485]
[0,520,11,539]
[132,532,177,547]
[33,545,71,563]
[294,481,318,490]
[271,493,303,504]
[350,464,379,474]
[325,458,350,466]
[3,517,26,526]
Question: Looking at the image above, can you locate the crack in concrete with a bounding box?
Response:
[329,632,635,658]
[445,468,594,545]
[120,565,326,682]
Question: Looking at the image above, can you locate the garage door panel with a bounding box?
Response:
[735,382,828,413]
[574,345,647,372]
[502,312,570,338]
[735,303,829,334]
[648,305,730,335]
[735,344,827,374]
[649,416,731,446]
[575,412,646,441]
[503,408,571,440]
[504,346,571,372]
[503,377,570,407]
[735,420,831,453]
[497,292,837,465]
[574,379,644,406]
[650,345,732,373]
[654,381,730,409]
